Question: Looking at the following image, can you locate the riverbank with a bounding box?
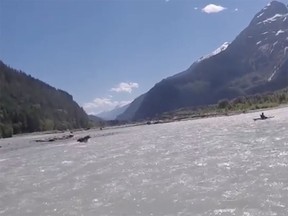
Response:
[152,102,288,125]
[1,105,287,156]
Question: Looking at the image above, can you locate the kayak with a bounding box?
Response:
[253,116,274,121]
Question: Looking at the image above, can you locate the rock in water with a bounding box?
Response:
[77,135,91,143]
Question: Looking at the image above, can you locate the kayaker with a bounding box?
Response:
[260,112,267,119]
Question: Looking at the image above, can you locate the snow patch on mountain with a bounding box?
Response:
[284,46,288,55]
[264,14,287,24]
[198,42,230,62]
[270,41,279,54]
[257,12,264,18]
[268,69,277,82]
[262,32,269,35]
[276,29,285,36]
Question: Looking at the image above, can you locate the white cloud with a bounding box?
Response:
[202,4,226,14]
[110,82,139,93]
[234,8,239,12]
[83,97,131,114]
[194,7,198,10]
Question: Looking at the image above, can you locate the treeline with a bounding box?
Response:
[160,88,288,120]
[0,61,89,138]
[217,88,288,111]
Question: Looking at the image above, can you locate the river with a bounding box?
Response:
[1,107,288,216]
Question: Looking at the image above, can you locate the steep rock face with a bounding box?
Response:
[230,1,288,78]
[127,1,288,120]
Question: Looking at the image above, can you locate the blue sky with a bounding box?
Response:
[1,0,287,114]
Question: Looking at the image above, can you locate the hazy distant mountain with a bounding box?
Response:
[0,61,89,137]
[97,104,129,120]
[122,1,288,120]
[88,115,104,127]
[116,94,145,121]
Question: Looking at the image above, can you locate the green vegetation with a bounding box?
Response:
[1,59,287,138]
[160,88,288,121]
[0,61,90,138]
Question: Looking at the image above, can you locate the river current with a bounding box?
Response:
[1,107,288,216]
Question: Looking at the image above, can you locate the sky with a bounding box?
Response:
[1,0,287,114]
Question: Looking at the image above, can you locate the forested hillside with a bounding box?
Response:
[0,61,89,138]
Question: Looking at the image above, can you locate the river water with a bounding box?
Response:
[1,107,288,216]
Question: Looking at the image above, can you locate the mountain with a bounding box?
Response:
[88,115,105,127]
[97,103,129,120]
[117,94,145,121]
[0,61,89,137]
[121,1,288,121]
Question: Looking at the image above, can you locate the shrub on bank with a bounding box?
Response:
[0,123,13,138]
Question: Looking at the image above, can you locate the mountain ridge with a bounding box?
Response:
[119,0,288,121]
